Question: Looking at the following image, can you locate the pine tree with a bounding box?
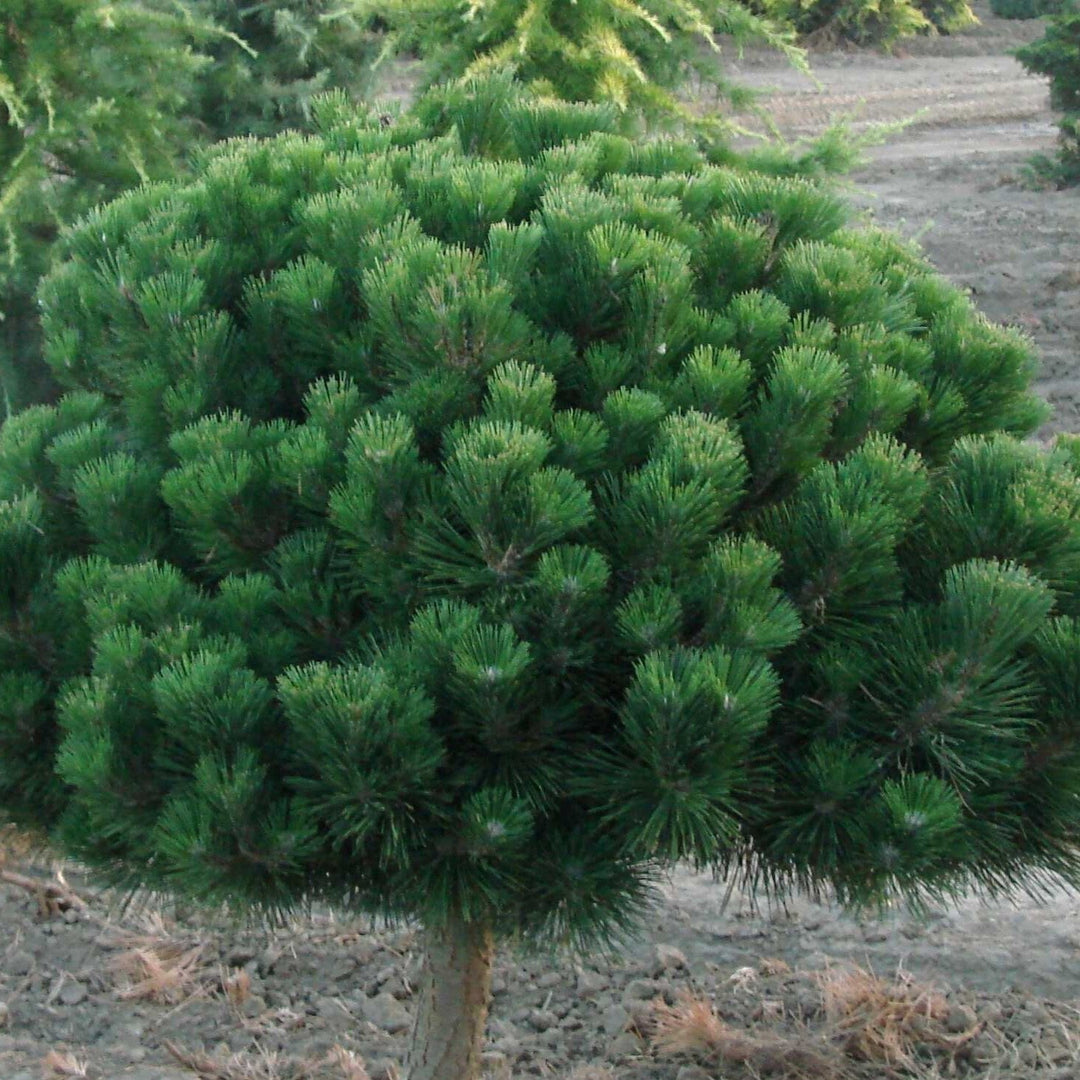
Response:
[751,0,975,49]
[1015,5,1080,185]
[188,0,381,139]
[5,74,1080,1078]
[0,0,223,413]
[367,0,806,140]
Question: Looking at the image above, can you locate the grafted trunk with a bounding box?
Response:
[406,913,494,1080]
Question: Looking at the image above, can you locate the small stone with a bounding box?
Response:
[6,950,33,977]
[758,957,792,976]
[62,907,79,924]
[1021,999,1052,1024]
[372,963,397,986]
[607,1030,642,1058]
[576,968,608,995]
[382,974,410,999]
[240,993,267,1019]
[676,1067,714,1080]
[225,946,257,967]
[257,944,282,976]
[527,1008,558,1032]
[624,996,656,1023]
[1019,1042,1039,1067]
[116,1019,146,1042]
[651,943,688,976]
[58,979,87,1006]
[863,928,888,943]
[316,995,350,1021]
[967,1036,997,1071]
[491,1034,523,1059]
[363,990,413,1034]
[622,977,660,1005]
[601,1003,631,1037]
[946,1003,977,1034]
[537,971,562,989]
[481,1050,509,1078]
[0,1002,8,1028]
[366,1059,401,1080]
[329,956,358,981]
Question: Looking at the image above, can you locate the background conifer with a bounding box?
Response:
[0,0,220,413]
[188,0,381,139]
[367,0,807,140]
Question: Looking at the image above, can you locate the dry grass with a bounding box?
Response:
[0,823,44,864]
[0,824,88,917]
[41,1050,91,1078]
[223,965,253,1008]
[817,962,979,1070]
[165,1040,371,1080]
[652,990,839,1078]
[110,937,210,1005]
[647,960,1080,1080]
[106,912,257,1014]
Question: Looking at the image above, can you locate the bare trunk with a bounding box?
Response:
[406,914,494,1080]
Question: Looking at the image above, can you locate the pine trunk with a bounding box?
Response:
[406,914,494,1080]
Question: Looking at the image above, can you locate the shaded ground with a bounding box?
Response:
[4,861,1080,1079]
[4,8,1080,1078]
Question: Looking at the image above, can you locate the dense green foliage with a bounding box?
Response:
[188,0,380,139]
[989,0,1045,21]
[1016,6,1080,184]
[989,0,1066,17]
[368,0,807,140]
[3,79,1079,950]
[0,0,385,419]
[0,0,220,413]
[756,0,975,48]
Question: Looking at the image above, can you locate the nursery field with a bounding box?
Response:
[4,6,1080,1079]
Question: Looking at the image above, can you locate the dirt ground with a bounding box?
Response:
[4,8,1080,1079]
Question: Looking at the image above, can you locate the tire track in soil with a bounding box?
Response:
[735,63,1046,140]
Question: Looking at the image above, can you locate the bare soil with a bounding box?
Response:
[4,9,1080,1078]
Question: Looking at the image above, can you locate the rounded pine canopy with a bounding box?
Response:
[2,75,1079,942]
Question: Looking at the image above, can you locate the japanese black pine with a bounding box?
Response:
[3,74,1080,1079]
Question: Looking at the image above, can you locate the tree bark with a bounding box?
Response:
[406,913,494,1080]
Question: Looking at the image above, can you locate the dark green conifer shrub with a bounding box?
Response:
[1016,5,1080,184]
[989,0,1046,20]
[5,74,1080,1077]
